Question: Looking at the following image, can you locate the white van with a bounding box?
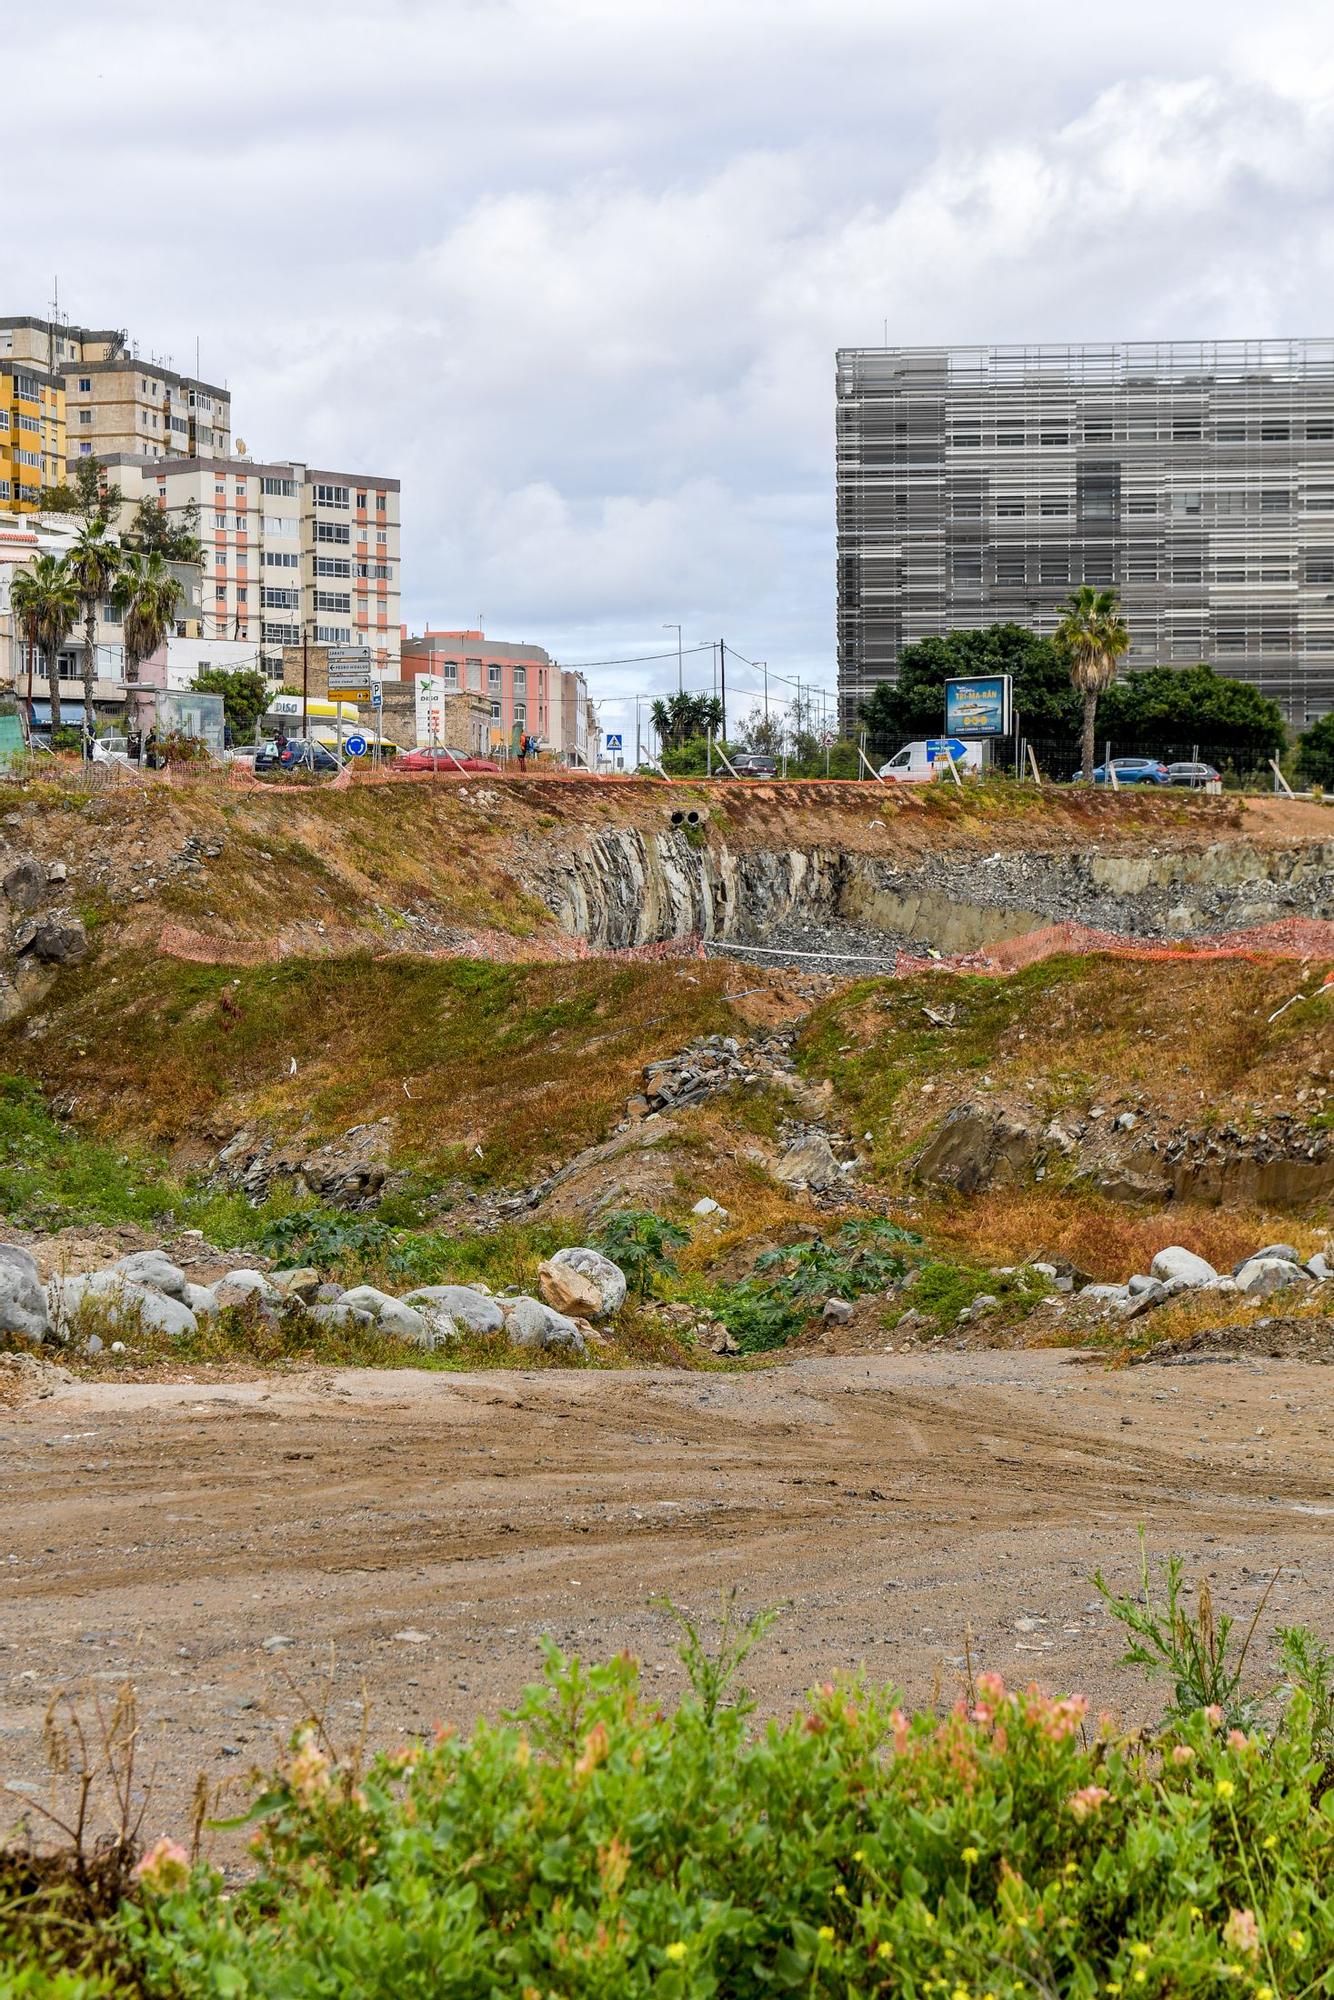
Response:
[878,738,985,783]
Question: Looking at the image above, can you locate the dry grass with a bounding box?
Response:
[920,1185,1329,1283]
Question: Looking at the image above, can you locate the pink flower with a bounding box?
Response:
[1170,1744,1195,1765]
[134,1836,191,1895]
[976,1671,1007,1703]
[1223,1909,1261,1958]
[1227,1729,1249,1753]
[1204,1704,1224,1728]
[1067,1785,1110,1820]
[971,1702,995,1727]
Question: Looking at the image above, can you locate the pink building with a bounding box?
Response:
[401,628,558,750]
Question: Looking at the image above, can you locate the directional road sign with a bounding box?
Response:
[344,734,368,758]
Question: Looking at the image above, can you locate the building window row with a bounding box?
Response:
[314,483,349,509]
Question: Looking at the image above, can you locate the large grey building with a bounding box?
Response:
[835,340,1334,727]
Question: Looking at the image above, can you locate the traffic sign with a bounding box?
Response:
[926,736,968,763]
[819,728,835,747]
[605,732,623,751]
[344,734,368,758]
[327,644,374,697]
[370,688,383,709]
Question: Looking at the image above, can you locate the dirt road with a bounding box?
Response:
[4,1350,1332,1847]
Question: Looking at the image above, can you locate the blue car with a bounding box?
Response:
[1072,757,1171,785]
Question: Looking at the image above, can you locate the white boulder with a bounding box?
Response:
[1235,1257,1315,1301]
[544,1247,627,1317]
[326,1284,439,1348]
[402,1285,504,1334]
[0,1242,50,1343]
[215,1268,279,1306]
[1149,1247,1218,1287]
[503,1295,586,1354]
[113,1250,189,1301]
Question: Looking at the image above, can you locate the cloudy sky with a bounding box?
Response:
[16,0,1334,740]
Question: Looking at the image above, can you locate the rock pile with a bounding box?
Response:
[1076,1240,1331,1321]
[631,1032,797,1117]
[2,1240,633,1359]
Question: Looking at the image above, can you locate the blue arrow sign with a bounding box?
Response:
[344,734,368,757]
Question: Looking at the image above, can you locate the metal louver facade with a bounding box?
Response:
[835,340,1334,728]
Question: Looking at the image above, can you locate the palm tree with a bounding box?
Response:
[66,519,121,731]
[8,566,44,734]
[12,556,78,746]
[649,690,723,749]
[112,551,183,685]
[1055,586,1130,784]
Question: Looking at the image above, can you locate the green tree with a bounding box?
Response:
[858,624,1079,753]
[112,551,183,686]
[650,690,722,749]
[65,519,122,730]
[1296,712,1334,789]
[1099,664,1286,760]
[11,556,78,744]
[192,666,270,740]
[1054,587,1131,782]
[40,456,123,525]
[737,705,785,756]
[126,493,202,563]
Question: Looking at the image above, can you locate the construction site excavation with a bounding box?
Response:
[2,771,1332,1837]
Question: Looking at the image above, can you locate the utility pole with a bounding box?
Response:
[302,623,309,744]
[718,637,726,744]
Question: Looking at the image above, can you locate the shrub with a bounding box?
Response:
[593,1210,691,1301]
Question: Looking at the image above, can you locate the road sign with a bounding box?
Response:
[605,732,623,751]
[926,736,968,763]
[344,734,368,758]
[819,728,835,747]
[370,687,383,709]
[326,644,374,697]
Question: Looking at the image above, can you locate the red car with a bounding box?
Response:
[395,750,502,773]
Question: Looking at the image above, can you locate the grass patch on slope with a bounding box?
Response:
[4,955,743,1192]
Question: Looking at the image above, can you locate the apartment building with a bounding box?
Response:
[97,453,401,680]
[401,629,562,749]
[0,318,229,467]
[0,360,65,514]
[836,339,1334,725]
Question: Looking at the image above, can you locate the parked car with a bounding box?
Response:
[255,737,340,774]
[878,739,984,782]
[729,753,778,778]
[1071,757,1171,785]
[1165,760,1221,786]
[395,749,502,773]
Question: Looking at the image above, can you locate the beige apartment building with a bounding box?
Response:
[97,453,402,681]
[0,317,230,466]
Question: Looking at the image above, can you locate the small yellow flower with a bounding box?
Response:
[952,1986,970,2000]
[1262,1833,1278,1850]
[1133,1975,1147,1988]
[1256,1987,1273,2000]
[664,1941,687,1963]
[852,1848,865,1862]
[1289,1929,1307,1955]
[817,1925,835,1943]
[877,1941,893,1960]
[834,1882,848,1898]
[1215,1778,1236,1800]
[1129,1944,1152,1961]
[1106,1986,1122,1997]
[1063,1861,1078,1876]
[962,1846,981,1864]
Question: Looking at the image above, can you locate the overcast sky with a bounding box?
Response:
[16,0,1334,740]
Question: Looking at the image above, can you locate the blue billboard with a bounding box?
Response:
[944,674,1013,738]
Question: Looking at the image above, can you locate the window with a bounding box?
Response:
[375,529,387,546]
[264,514,298,536]
[0,412,7,432]
[951,431,980,449]
[1039,495,1069,516]
[78,443,91,456]
[950,498,982,519]
[376,493,387,512]
[1260,490,1290,512]
[1082,560,1115,584]
[1216,632,1246,650]
[315,590,351,613]
[315,521,350,544]
[355,490,366,508]
[315,555,350,577]
[170,416,188,435]
[1039,429,1069,446]
[261,476,295,496]
[1084,424,1114,443]
[490,700,501,722]
[995,496,1025,517]
[100,599,120,622]
[513,703,526,726]
[354,561,392,580]
[215,583,227,601]
[997,431,1024,447]
[1215,567,1245,582]
[1307,422,1334,441]
[77,376,91,393]
[996,556,1026,584]
[1171,424,1201,441]
[488,664,502,687]
[1305,630,1334,650]
[79,409,92,425]
[263,586,300,609]
[1173,564,1203,583]
[1304,487,1334,510]
[440,661,458,684]
[1126,563,1158,582]
[1127,496,1156,514]
[315,625,351,644]
[1039,558,1069,585]
[237,588,248,605]
[1261,424,1290,442]
[313,483,349,508]
[1306,561,1334,584]
[1216,423,1245,441]
[265,551,301,568]
[1260,567,1291,582]
[14,448,41,468]
[262,621,300,645]
[1171,490,1202,516]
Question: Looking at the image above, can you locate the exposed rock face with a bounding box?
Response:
[774,1132,842,1190]
[913,1103,1038,1194]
